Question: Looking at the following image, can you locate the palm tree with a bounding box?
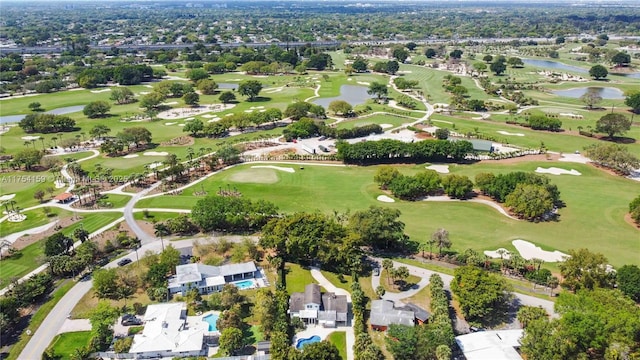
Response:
[497,249,509,272]
[432,228,451,258]
[154,223,169,251]
[382,259,393,285]
[51,137,58,148]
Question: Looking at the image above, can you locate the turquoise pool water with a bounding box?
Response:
[203,313,219,332]
[233,280,254,290]
[296,335,321,349]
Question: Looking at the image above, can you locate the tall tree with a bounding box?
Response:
[595,113,632,138]
[559,248,614,292]
[238,80,263,101]
[589,64,608,79]
[432,228,451,258]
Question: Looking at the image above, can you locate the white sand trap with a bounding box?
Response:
[497,131,525,137]
[144,85,153,88]
[161,101,179,106]
[90,88,111,93]
[559,153,590,164]
[147,162,163,169]
[207,118,221,123]
[535,167,581,176]
[139,91,150,95]
[184,118,194,121]
[380,124,393,129]
[54,180,65,189]
[178,124,185,127]
[426,165,450,174]
[21,136,40,140]
[0,194,16,201]
[165,122,176,126]
[513,239,568,262]
[226,113,233,116]
[259,109,266,112]
[244,110,254,113]
[484,248,511,260]
[202,115,215,118]
[377,195,395,203]
[250,106,265,109]
[252,75,268,78]
[398,70,413,74]
[123,154,139,159]
[347,78,353,81]
[143,151,169,156]
[251,165,295,173]
[357,81,370,85]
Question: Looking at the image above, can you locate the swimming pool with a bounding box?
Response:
[296,335,321,349]
[233,279,255,290]
[202,313,219,332]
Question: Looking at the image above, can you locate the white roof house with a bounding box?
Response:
[129,302,207,357]
[455,329,524,360]
[168,261,258,295]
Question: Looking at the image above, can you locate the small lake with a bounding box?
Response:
[0,105,86,124]
[313,85,374,108]
[217,83,239,90]
[619,72,640,79]
[551,87,625,99]
[523,59,588,74]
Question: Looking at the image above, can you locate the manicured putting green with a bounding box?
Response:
[229,168,279,184]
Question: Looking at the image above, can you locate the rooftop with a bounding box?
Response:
[370,300,415,327]
[455,329,524,360]
[174,261,257,285]
[129,302,207,354]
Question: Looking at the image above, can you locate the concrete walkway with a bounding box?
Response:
[309,268,354,360]
[57,319,91,334]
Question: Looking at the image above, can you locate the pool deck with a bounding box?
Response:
[293,325,341,345]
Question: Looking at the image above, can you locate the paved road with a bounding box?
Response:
[123,182,162,244]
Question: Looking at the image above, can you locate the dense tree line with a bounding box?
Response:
[629,194,640,226]
[476,171,561,221]
[336,139,474,164]
[1,273,53,338]
[283,117,383,142]
[19,113,76,133]
[191,195,279,233]
[375,166,474,200]
[450,266,513,326]
[527,114,563,132]
[583,143,640,175]
[520,288,640,359]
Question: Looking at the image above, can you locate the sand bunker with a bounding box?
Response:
[178,124,185,127]
[535,167,581,176]
[230,168,279,184]
[143,151,169,156]
[380,124,393,129]
[123,154,139,159]
[0,194,16,201]
[497,131,525,137]
[357,81,370,85]
[484,248,511,260]
[21,136,40,141]
[91,88,111,93]
[426,165,450,174]
[144,85,153,88]
[139,91,151,95]
[164,122,176,126]
[377,195,395,203]
[559,153,590,164]
[512,239,568,262]
[251,165,295,173]
[157,104,236,120]
[161,101,179,106]
[147,162,163,169]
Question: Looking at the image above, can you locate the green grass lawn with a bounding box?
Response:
[379,269,421,293]
[138,162,639,267]
[1,207,70,237]
[335,114,414,130]
[285,263,318,294]
[327,331,347,360]
[0,170,68,209]
[46,331,92,359]
[0,212,123,287]
[99,193,132,208]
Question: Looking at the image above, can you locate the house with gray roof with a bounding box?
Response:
[370,299,415,331]
[289,284,348,328]
[167,261,258,295]
[401,302,430,324]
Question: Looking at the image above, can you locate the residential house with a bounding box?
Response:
[128,302,213,358]
[401,302,430,325]
[370,299,415,331]
[455,329,524,360]
[289,284,348,328]
[168,261,257,295]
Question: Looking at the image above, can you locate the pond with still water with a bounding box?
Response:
[0,105,86,124]
[218,83,239,90]
[523,59,588,74]
[313,85,374,108]
[551,87,625,99]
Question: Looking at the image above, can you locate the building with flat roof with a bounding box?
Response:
[128,302,210,358]
[168,261,257,295]
[455,329,524,360]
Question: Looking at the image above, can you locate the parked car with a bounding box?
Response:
[117,258,132,267]
[121,314,142,326]
[469,326,485,333]
[319,136,327,141]
[372,267,380,276]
